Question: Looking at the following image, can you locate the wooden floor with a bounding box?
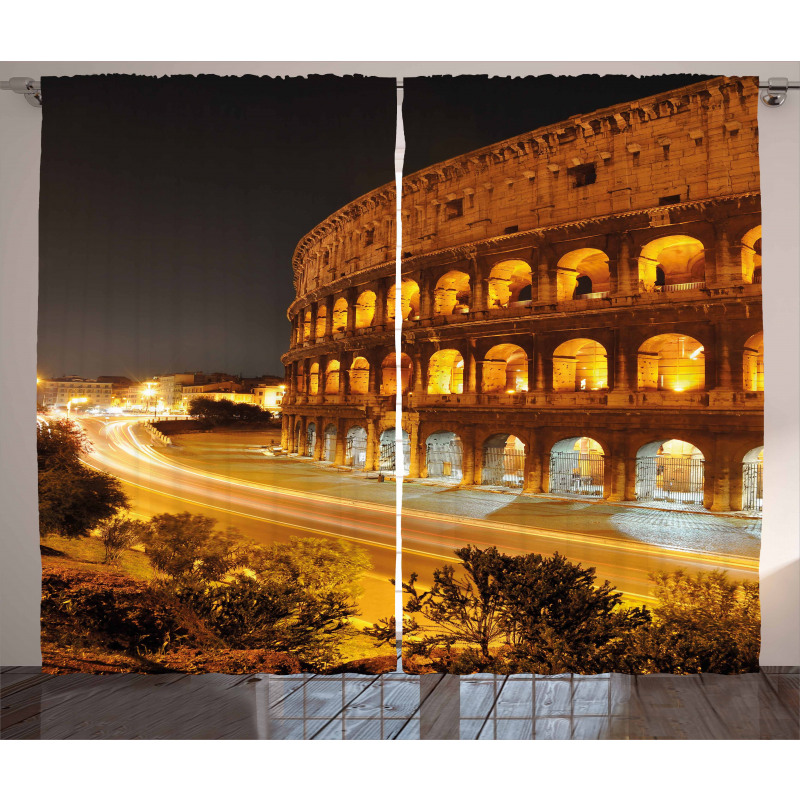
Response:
[2,668,797,740]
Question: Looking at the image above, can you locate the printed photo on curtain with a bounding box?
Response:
[36,74,398,675]
[36,72,763,679]
[368,74,762,675]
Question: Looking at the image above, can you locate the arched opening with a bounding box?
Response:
[556,249,611,300]
[741,225,762,284]
[305,422,317,458]
[345,425,367,469]
[742,446,763,512]
[552,339,608,392]
[379,428,410,476]
[302,308,312,340]
[635,439,704,507]
[323,424,337,462]
[638,334,705,392]
[638,235,706,292]
[427,349,464,394]
[325,360,341,394]
[549,437,605,497]
[308,361,320,395]
[349,357,370,395]
[381,352,412,395]
[425,431,463,482]
[743,332,764,391]
[481,433,525,489]
[487,260,533,308]
[434,270,471,315]
[295,363,305,393]
[355,290,376,329]
[387,279,420,322]
[482,344,529,393]
[332,298,349,333]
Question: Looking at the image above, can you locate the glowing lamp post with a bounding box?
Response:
[66,397,88,418]
[141,382,158,416]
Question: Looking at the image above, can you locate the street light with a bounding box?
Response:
[141,382,158,416]
[66,397,88,418]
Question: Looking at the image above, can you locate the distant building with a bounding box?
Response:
[253,380,286,413]
[38,377,113,408]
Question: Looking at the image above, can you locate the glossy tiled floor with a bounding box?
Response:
[2,669,797,739]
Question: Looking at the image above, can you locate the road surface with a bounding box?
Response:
[78,417,759,623]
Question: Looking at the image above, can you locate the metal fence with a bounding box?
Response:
[658,281,706,293]
[379,440,410,476]
[482,447,525,489]
[306,429,316,458]
[426,443,463,481]
[548,452,605,496]
[636,457,704,506]
[742,462,763,511]
[345,437,367,469]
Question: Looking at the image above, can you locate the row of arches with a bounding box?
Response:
[287,418,764,513]
[293,331,764,397]
[293,227,763,342]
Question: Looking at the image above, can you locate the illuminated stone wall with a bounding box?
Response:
[281,76,763,513]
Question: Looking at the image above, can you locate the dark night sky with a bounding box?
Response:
[38,72,714,380]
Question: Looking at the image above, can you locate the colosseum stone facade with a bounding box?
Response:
[280,76,763,513]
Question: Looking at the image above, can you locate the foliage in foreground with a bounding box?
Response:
[130,513,371,667]
[38,419,129,538]
[368,546,759,675]
[42,515,374,671]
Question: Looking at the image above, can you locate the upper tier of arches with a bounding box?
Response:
[289,220,762,349]
[290,77,759,298]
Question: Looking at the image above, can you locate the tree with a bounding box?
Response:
[633,570,760,674]
[37,418,91,471]
[97,515,151,563]
[376,546,509,663]
[188,397,272,427]
[495,551,650,673]
[368,546,650,673]
[141,513,253,582]
[37,419,129,538]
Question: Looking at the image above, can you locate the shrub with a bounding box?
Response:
[98,515,151,563]
[41,567,216,656]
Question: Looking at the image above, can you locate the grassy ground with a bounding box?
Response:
[41,533,156,581]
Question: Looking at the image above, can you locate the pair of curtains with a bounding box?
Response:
[37,73,762,676]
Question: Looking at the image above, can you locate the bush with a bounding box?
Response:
[631,570,760,674]
[97,515,151,563]
[140,513,254,582]
[41,567,217,656]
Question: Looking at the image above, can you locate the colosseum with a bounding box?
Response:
[280,75,763,514]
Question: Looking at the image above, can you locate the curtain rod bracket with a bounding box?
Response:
[0,77,42,107]
[759,77,799,107]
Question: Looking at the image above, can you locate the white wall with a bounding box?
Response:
[1,60,797,667]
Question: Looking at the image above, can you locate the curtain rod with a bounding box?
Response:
[3,76,799,108]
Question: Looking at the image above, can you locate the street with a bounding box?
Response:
[79,418,760,624]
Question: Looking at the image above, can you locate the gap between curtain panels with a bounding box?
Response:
[394,83,405,671]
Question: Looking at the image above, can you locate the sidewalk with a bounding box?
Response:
[165,433,762,560]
